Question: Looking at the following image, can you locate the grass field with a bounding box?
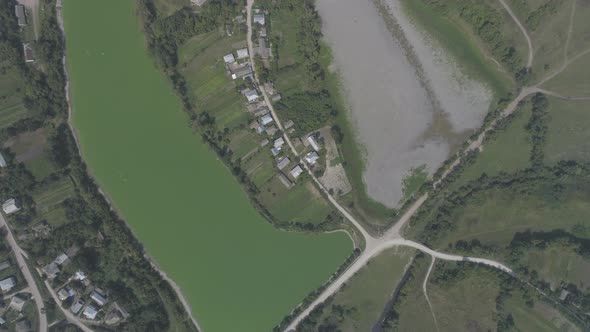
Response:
[420,176,590,250]
[505,290,582,332]
[258,178,333,224]
[520,243,590,291]
[402,0,514,97]
[427,263,500,332]
[454,102,532,187]
[304,248,414,331]
[63,1,352,331]
[269,8,303,69]
[242,149,275,187]
[542,52,590,97]
[179,31,249,131]
[544,96,590,164]
[7,128,57,180]
[32,177,75,227]
[0,65,29,129]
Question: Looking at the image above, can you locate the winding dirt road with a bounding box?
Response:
[498,0,533,68]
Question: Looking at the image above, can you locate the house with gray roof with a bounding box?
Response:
[15,5,26,26]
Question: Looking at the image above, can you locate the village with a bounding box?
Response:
[221,9,337,192]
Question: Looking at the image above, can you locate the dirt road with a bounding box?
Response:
[498,0,533,68]
[0,213,47,332]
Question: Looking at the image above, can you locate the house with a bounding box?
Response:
[42,262,60,279]
[0,260,10,272]
[256,124,266,134]
[15,5,26,26]
[559,289,570,301]
[83,304,99,320]
[90,290,108,306]
[236,48,249,59]
[23,43,34,63]
[271,94,282,102]
[260,138,269,147]
[253,13,265,26]
[54,253,69,265]
[254,107,269,117]
[260,27,267,37]
[290,165,304,179]
[274,137,285,149]
[244,89,259,103]
[10,295,26,312]
[266,125,277,136]
[231,64,253,79]
[259,114,273,125]
[70,299,84,314]
[57,287,75,301]
[307,135,320,151]
[277,173,293,189]
[190,0,207,6]
[74,271,87,281]
[257,37,271,58]
[0,316,5,326]
[15,320,31,332]
[277,157,290,170]
[271,147,280,156]
[0,153,7,168]
[0,277,15,292]
[2,199,19,214]
[223,53,235,64]
[305,151,320,165]
[283,120,294,130]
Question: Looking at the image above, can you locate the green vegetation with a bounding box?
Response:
[65,1,352,331]
[418,0,529,82]
[299,248,414,331]
[544,96,590,163]
[401,165,428,203]
[402,0,514,95]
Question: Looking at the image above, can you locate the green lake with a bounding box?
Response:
[62,0,352,331]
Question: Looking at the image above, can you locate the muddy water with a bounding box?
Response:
[317,0,491,207]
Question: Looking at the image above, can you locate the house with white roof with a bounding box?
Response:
[2,199,19,214]
[305,151,320,165]
[236,48,249,59]
[244,89,259,103]
[259,114,273,125]
[253,13,265,26]
[223,53,235,64]
[83,304,99,320]
[90,290,108,306]
[273,137,285,149]
[0,277,15,292]
[290,165,303,179]
[307,135,320,151]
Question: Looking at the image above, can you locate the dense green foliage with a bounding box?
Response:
[276,91,336,134]
[421,0,527,81]
[526,93,549,167]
